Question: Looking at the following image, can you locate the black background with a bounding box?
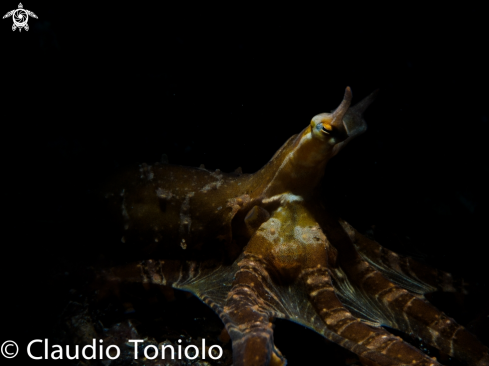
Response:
[2,2,488,365]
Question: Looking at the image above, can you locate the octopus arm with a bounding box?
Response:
[337,256,489,365]
[339,219,468,295]
[326,221,489,365]
[103,257,238,306]
[301,265,444,366]
[218,252,289,366]
[102,252,288,366]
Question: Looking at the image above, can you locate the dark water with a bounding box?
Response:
[2,3,487,365]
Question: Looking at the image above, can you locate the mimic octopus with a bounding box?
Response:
[101,88,489,366]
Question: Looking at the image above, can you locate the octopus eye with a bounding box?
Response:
[321,125,333,135]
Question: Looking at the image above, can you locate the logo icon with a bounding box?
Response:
[1,341,19,358]
[3,3,37,32]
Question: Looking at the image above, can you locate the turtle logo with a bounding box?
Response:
[3,3,38,32]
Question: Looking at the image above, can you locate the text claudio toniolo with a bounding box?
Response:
[23,339,223,360]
